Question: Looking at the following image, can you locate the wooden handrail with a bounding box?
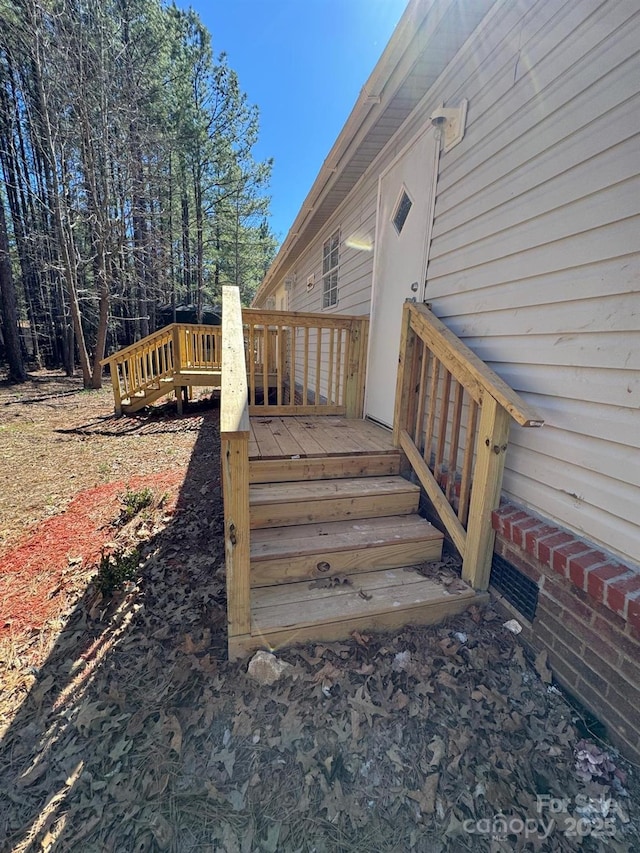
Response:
[221,286,251,646]
[406,303,544,428]
[394,301,544,591]
[100,324,176,366]
[241,307,366,327]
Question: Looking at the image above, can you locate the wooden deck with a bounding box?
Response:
[249,415,394,460]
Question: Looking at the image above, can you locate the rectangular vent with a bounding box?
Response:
[490,553,539,622]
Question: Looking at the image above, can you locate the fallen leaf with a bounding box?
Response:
[535,650,553,684]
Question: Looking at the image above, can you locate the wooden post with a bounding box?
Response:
[392,301,417,447]
[356,318,368,417]
[221,286,251,656]
[171,324,181,374]
[109,363,122,416]
[344,318,368,418]
[222,433,251,641]
[462,394,511,590]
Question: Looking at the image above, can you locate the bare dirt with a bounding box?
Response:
[0,372,639,852]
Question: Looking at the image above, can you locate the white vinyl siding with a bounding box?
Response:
[423,0,640,563]
[266,0,640,564]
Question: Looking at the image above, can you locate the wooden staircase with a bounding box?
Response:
[226,445,486,656]
[219,287,543,659]
[101,324,223,415]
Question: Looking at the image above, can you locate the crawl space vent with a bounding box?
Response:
[490,553,539,622]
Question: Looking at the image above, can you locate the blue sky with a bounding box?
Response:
[175,0,407,244]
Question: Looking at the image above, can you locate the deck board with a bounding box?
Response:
[250,565,480,637]
[249,415,394,460]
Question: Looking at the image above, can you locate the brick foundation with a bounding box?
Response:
[492,502,640,764]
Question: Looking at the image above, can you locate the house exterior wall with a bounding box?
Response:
[278,0,639,568]
[424,0,640,568]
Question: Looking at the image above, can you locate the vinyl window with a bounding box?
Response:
[322,229,339,308]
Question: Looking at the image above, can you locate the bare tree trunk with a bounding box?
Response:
[29,3,91,385]
[0,198,27,381]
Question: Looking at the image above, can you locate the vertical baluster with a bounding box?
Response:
[303,327,310,405]
[406,334,422,437]
[289,326,296,406]
[445,380,464,503]
[315,327,322,408]
[248,323,256,406]
[413,342,430,446]
[434,370,452,484]
[263,326,270,408]
[335,328,343,406]
[277,325,283,406]
[424,357,440,467]
[327,327,335,404]
[458,397,479,526]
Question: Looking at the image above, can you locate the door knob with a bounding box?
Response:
[410,282,419,292]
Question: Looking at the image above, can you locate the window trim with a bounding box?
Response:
[391,185,413,235]
[322,228,340,308]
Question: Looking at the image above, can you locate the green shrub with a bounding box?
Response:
[120,486,154,520]
[95,548,140,596]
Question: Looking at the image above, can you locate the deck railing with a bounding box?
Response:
[393,301,544,591]
[102,322,222,414]
[220,289,370,653]
[242,308,368,417]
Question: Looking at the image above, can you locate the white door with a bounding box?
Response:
[365,125,438,426]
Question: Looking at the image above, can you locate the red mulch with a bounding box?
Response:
[0,469,185,637]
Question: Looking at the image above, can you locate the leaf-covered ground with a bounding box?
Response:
[0,373,639,852]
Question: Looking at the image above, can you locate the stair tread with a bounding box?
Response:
[250,476,419,505]
[251,565,476,633]
[251,514,441,561]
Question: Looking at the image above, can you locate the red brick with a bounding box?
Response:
[552,541,591,578]
[592,614,639,662]
[586,563,629,604]
[590,597,627,630]
[574,680,640,764]
[628,590,640,635]
[606,572,640,616]
[497,509,529,540]
[511,516,540,549]
[537,532,574,568]
[542,577,593,624]
[524,523,558,559]
[567,550,607,590]
[537,608,586,656]
[604,684,640,737]
[582,648,635,699]
[619,652,640,689]
[549,642,597,690]
[560,608,619,664]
